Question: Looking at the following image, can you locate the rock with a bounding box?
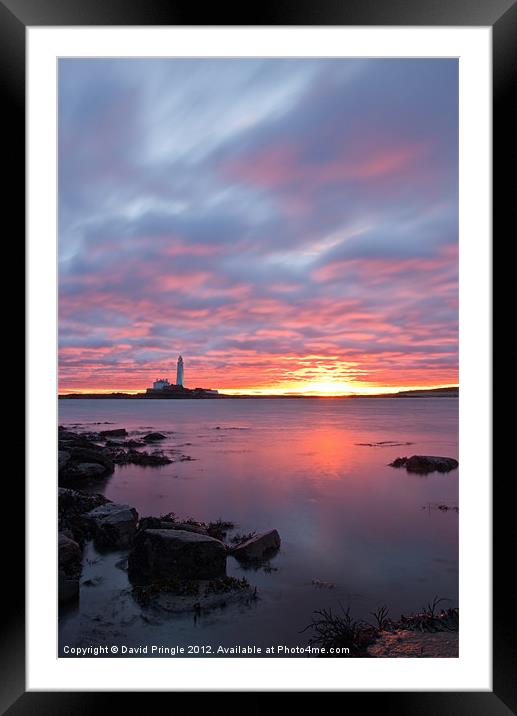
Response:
[105,438,144,448]
[388,457,408,468]
[366,629,459,658]
[58,488,110,543]
[137,516,208,534]
[69,448,114,470]
[128,529,227,584]
[85,502,139,549]
[99,428,128,438]
[231,529,280,562]
[58,429,85,443]
[58,433,98,450]
[172,522,208,535]
[70,462,106,479]
[389,455,458,473]
[143,432,167,442]
[58,532,81,603]
[59,532,81,573]
[59,445,114,485]
[80,431,103,442]
[130,451,172,466]
[58,428,107,448]
[114,449,172,466]
[138,516,165,531]
[58,487,109,515]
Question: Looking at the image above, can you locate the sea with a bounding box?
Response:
[58,397,459,657]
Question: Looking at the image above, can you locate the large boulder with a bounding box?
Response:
[137,517,208,535]
[128,529,227,584]
[58,532,81,603]
[85,502,139,549]
[172,522,209,535]
[231,529,281,562]
[138,516,172,531]
[389,455,458,474]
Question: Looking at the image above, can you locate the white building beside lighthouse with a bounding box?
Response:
[176,355,184,387]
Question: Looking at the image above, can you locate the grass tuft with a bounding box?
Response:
[207,519,235,540]
[301,603,377,656]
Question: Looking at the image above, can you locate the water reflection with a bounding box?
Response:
[59,398,458,656]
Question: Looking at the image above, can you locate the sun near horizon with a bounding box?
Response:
[58,380,459,397]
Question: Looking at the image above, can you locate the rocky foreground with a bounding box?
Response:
[58,428,283,610]
[58,484,281,613]
[59,483,458,656]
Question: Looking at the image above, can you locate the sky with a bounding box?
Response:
[58,58,458,395]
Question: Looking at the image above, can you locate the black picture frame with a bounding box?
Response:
[5,0,513,711]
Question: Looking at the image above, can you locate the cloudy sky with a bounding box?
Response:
[58,58,458,395]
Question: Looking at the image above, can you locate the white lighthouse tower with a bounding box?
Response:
[176,355,184,387]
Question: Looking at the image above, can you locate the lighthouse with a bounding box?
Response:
[176,355,184,387]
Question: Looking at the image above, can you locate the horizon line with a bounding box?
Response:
[58,383,459,398]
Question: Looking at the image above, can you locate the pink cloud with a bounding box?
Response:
[157,271,211,291]
[223,140,428,192]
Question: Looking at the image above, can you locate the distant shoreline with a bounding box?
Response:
[59,386,458,400]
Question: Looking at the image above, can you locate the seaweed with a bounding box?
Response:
[301,603,377,656]
[302,596,458,657]
[399,597,459,633]
[370,605,390,630]
[229,531,256,545]
[206,519,235,540]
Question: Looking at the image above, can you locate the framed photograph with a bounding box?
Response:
[6,0,512,709]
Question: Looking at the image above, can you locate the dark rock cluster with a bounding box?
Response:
[58,427,173,485]
[389,455,458,473]
[57,484,281,611]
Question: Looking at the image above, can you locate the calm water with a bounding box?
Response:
[59,397,458,657]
